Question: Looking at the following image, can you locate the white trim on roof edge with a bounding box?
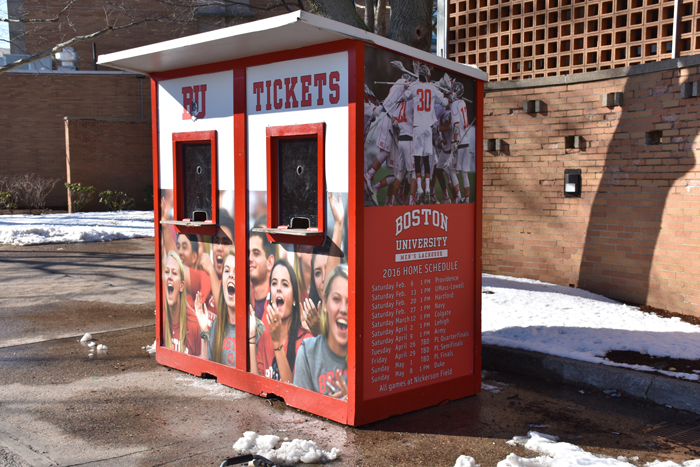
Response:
[97,11,488,82]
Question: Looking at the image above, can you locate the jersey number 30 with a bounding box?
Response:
[416,88,432,112]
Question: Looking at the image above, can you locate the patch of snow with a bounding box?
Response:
[483,274,700,379]
[174,375,250,400]
[455,455,480,467]
[481,381,507,394]
[233,431,340,466]
[145,340,156,356]
[495,432,700,467]
[80,333,92,342]
[0,211,153,245]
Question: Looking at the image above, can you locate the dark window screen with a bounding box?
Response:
[277,137,318,227]
[181,143,212,220]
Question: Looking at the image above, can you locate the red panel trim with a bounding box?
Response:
[264,123,326,245]
[152,40,355,82]
[474,79,484,379]
[171,130,219,226]
[233,66,248,371]
[346,41,363,426]
[266,132,276,232]
[151,78,163,355]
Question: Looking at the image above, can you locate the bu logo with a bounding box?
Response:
[182,85,207,120]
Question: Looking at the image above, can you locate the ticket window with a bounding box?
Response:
[172,131,218,224]
[258,123,325,244]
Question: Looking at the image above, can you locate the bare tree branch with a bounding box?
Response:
[306,0,367,31]
[365,0,375,33]
[1,0,79,24]
[0,16,166,74]
[280,0,294,13]
[154,0,301,13]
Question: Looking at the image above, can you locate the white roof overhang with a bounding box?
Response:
[98,11,488,81]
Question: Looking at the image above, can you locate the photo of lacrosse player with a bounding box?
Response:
[363,46,476,206]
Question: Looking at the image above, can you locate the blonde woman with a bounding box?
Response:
[293,264,349,400]
[195,246,237,365]
[163,251,197,354]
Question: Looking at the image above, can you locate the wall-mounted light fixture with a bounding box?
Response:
[603,92,623,107]
[564,169,581,198]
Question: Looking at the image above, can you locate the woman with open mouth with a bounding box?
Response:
[194,246,239,366]
[163,251,197,354]
[294,264,349,400]
[251,259,311,383]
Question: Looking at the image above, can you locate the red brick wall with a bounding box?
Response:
[483,57,700,317]
[1,71,150,207]
[65,118,152,211]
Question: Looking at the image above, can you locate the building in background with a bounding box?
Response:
[446,0,698,81]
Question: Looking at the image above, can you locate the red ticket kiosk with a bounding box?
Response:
[99,11,487,426]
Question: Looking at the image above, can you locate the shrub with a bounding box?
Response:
[143,184,154,206]
[0,191,18,212]
[99,190,134,211]
[65,183,96,212]
[0,174,61,211]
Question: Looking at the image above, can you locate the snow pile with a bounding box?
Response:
[78,333,108,357]
[233,431,340,465]
[454,455,479,467]
[144,340,157,356]
[0,211,154,245]
[483,274,700,380]
[495,432,700,467]
[481,380,507,394]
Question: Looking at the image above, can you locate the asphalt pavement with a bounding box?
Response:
[1,239,699,467]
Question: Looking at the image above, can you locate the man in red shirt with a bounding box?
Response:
[249,231,275,320]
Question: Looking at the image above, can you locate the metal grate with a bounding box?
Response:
[647,423,700,447]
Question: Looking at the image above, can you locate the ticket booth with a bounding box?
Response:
[99,11,487,426]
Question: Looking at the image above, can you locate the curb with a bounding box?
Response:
[483,344,700,415]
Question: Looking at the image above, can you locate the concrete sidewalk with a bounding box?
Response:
[483,344,700,415]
